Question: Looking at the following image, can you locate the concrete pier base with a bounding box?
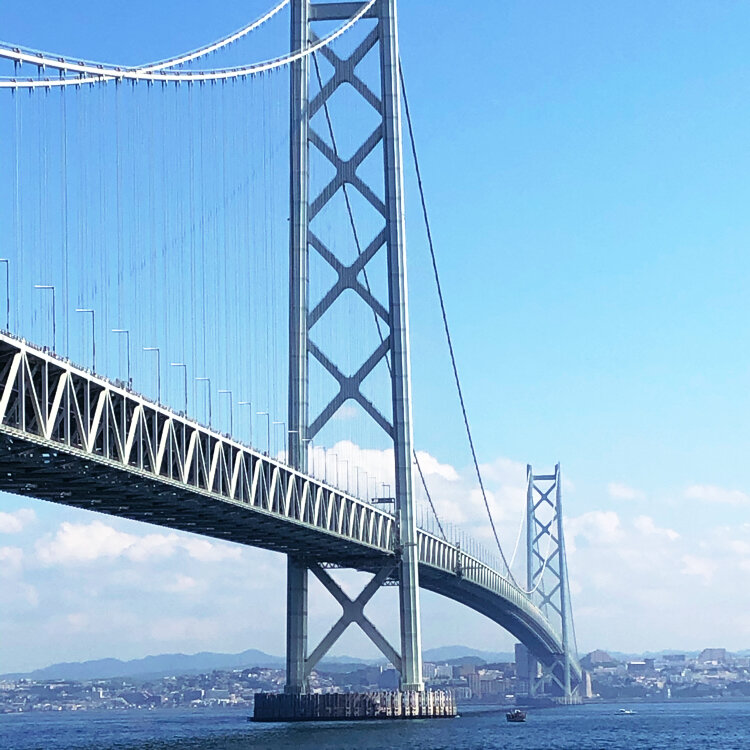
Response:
[253,690,457,722]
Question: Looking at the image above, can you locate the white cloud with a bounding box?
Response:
[332,403,358,421]
[607,482,644,501]
[35,521,242,566]
[566,510,622,552]
[414,450,460,482]
[728,539,750,556]
[633,515,679,541]
[0,546,24,575]
[680,554,718,585]
[66,612,90,632]
[478,457,527,488]
[181,538,242,563]
[146,615,225,642]
[685,484,750,505]
[0,508,36,533]
[164,575,199,593]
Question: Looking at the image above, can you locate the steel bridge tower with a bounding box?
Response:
[523,464,581,704]
[286,0,422,693]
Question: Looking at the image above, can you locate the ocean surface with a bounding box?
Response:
[2,701,749,750]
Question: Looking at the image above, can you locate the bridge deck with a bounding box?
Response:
[0,332,576,672]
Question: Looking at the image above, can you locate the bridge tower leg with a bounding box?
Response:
[286,0,311,696]
[526,464,580,704]
[286,0,422,693]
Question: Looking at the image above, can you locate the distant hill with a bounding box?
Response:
[1,649,381,682]
[422,646,514,664]
[1,649,285,682]
[3,645,519,682]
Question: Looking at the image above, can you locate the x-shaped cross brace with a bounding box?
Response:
[307,29,385,219]
[309,27,382,118]
[307,228,389,327]
[308,336,393,439]
[309,126,385,220]
[304,563,401,678]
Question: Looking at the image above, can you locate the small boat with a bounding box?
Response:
[506,709,527,723]
[617,708,636,715]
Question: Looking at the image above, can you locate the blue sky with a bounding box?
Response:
[2,1,750,672]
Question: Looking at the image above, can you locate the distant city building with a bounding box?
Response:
[582,671,593,699]
[699,648,727,665]
[434,664,453,680]
[452,661,478,678]
[626,661,647,675]
[581,650,616,669]
[663,654,686,664]
[515,643,531,680]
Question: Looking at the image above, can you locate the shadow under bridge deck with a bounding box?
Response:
[0,332,576,673]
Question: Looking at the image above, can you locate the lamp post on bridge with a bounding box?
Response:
[75,309,96,371]
[33,285,56,352]
[143,347,161,401]
[218,389,233,435]
[170,363,188,414]
[329,451,338,488]
[288,429,300,466]
[238,401,252,446]
[273,420,287,458]
[301,438,312,476]
[256,411,270,455]
[0,259,9,330]
[112,329,131,386]
[195,377,212,427]
[339,458,349,493]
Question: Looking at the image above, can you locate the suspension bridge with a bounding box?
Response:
[0,0,582,707]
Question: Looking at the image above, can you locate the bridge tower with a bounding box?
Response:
[524,464,581,704]
[287,0,423,693]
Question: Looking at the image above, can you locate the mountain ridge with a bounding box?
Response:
[2,645,516,681]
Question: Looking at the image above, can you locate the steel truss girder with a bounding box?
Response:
[0,333,394,554]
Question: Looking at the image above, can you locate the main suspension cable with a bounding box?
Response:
[0,0,375,88]
[400,63,517,584]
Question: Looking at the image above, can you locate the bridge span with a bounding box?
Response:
[0,331,574,675]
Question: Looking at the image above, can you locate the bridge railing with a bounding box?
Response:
[417,506,505,576]
[415,526,564,650]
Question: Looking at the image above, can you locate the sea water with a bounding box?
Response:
[2,701,748,750]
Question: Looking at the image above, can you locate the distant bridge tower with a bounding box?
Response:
[524,464,581,704]
[287,0,423,693]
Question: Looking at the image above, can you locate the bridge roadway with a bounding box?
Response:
[0,332,578,674]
